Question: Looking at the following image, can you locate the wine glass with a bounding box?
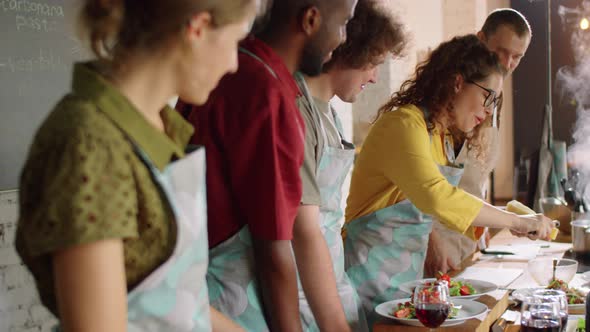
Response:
[521,296,562,331]
[533,289,568,332]
[412,280,451,331]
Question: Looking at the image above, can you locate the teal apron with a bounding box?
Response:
[205,47,287,332]
[295,73,368,332]
[51,141,212,331]
[343,117,464,328]
[207,226,268,331]
[126,146,211,331]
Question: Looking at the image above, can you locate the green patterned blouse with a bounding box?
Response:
[15,62,194,317]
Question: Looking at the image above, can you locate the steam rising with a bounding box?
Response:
[559,2,590,197]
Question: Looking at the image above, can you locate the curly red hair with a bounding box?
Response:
[376,34,505,157]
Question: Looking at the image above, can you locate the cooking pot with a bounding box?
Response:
[571,219,590,252]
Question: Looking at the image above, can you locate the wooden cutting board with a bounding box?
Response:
[373,292,509,332]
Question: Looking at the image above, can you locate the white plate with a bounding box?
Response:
[375,298,488,327]
[569,303,586,311]
[582,271,590,282]
[398,278,498,300]
[512,288,586,311]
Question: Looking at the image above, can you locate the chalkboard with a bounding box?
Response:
[0,0,89,189]
[0,189,57,331]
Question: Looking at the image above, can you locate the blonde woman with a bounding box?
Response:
[15,1,257,331]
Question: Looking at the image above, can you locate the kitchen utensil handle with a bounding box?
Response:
[527,220,560,236]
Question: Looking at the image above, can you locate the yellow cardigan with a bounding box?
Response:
[344,104,483,236]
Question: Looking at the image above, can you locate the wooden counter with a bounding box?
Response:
[372,229,575,331]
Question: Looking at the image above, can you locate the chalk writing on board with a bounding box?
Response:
[0,0,65,17]
[15,14,59,32]
[0,48,67,73]
[1,0,66,33]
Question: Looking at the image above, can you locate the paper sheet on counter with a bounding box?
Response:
[457,267,523,287]
[480,244,540,261]
[500,310,520,323]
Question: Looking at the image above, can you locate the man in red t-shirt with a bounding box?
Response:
[176,1,358,331]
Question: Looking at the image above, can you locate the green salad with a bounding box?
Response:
[436,272,477,296]
[547,279,585,304]
[577,318,585,332]
[448,280,476,297]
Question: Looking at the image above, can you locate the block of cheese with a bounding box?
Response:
[506,200,535,215]
[551,228,559,240]
[506,200,559,240]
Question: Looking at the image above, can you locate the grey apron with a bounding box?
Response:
[432,125,500,267]
[126,146,211,331]
[295,73,368,332]
[205,47,284,332]
[52,143,212,331]
[343,117,464,328]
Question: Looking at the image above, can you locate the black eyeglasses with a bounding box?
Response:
[467,80,499,108]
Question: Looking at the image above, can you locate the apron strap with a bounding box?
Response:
[95,106,162,173]
[330,107,355,150]
[492,104,498,128]
[421,106,458,165]
[294,72,332,147]
[294,72,353,152]
[95,105,183,203]
[443,135,457,164]
[239,47,278,79]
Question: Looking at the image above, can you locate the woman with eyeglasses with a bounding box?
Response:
[342,34,555,323]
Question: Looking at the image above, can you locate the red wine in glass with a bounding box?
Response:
[528,311,565,332]
[413,280,451,331]
[520,320,560,332]
[532,289,568,332]
[415,303,450,328]
[521,313,561,332]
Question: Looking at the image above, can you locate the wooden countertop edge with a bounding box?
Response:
[475,292,509,332]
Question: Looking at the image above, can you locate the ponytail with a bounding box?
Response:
[79,0,124,59]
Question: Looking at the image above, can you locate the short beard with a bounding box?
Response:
[299,43,325,77]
